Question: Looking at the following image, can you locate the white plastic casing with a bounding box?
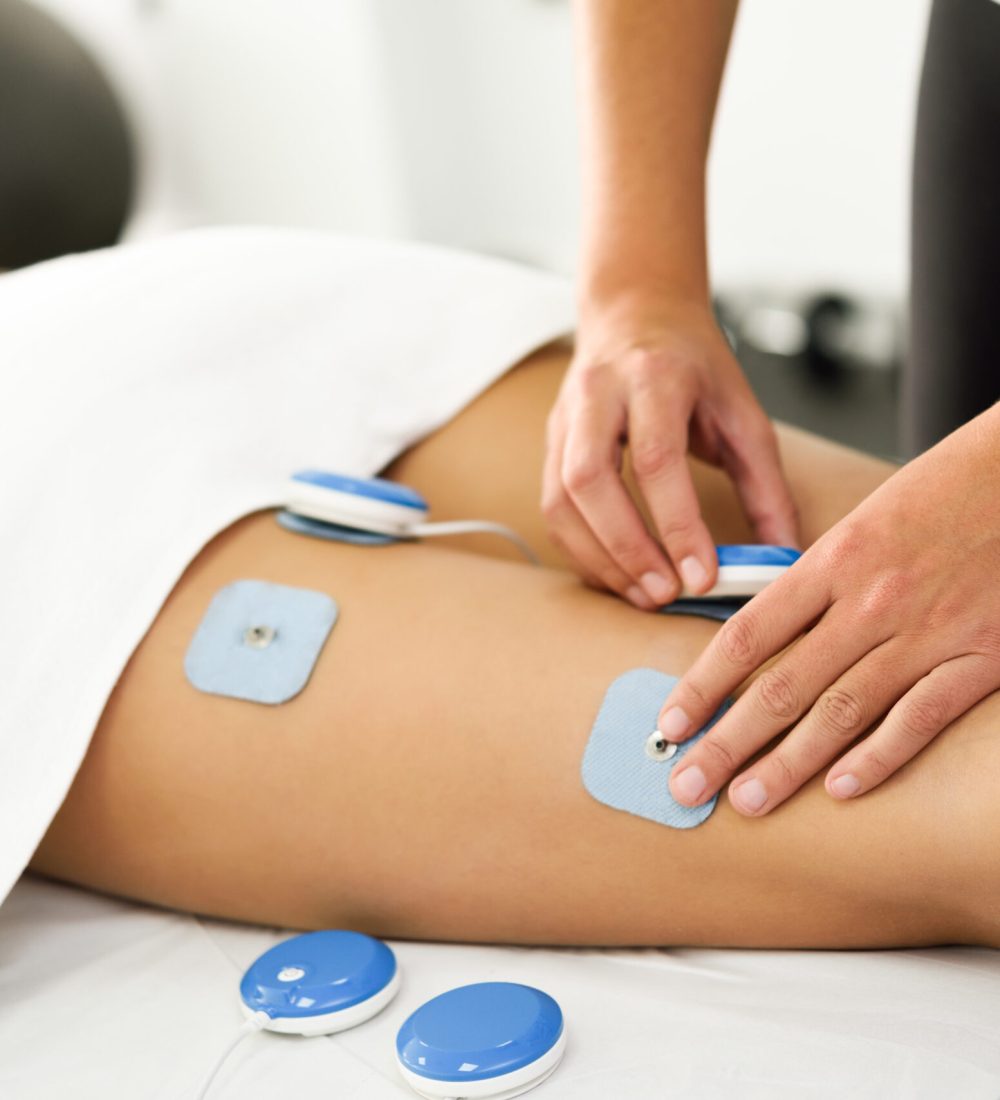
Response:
[396,1027,567,1100]
[693,564,787,599]
[240,967,401,1036]
[286,481,428,536]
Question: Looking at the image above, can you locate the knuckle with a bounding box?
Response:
[717,613,761,669]
[816,521,865,574]
[562,455,607,496]
[656,517,701,546]
[754,667,800,722]
[859,746,894,781]
[898,695,950,744]
[701,736,739,774]
[815,687,867,738]
[574,363,611,400]
[856,569,913,624]
[624,344,676,376]
[766,750,798,789]
[601,528,645,566]
[677,678,713,716]
[629,437,682,482]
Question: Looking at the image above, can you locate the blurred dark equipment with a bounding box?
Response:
[907,0,1000,457]
[717,288,902,462]
[0,0,134,270]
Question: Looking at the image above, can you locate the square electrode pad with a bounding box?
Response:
[582,668,731,829]
[184,579,338,705]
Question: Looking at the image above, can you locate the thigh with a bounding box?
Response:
[383,342,898,566]
[30,511,999,948]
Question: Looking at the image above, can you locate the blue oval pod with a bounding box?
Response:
[396,982,565,1098]
[240,930,399,1035]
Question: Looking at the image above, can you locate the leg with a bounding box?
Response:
[383,341,897,566]
[30,510,1000,948]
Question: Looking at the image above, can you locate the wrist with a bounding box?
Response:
[577,283,716,333]
[579,260,711,315]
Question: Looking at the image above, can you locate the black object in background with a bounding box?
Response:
[0,0,134,270]
[908,0,1000,457]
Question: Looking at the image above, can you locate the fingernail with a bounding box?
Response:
[679,556,709,593]
[830,773,861,799]
[625,584,650,608]
[671,765,706,804]
[639,572,674,605]
[732,777,768,814]
[658,705,690,742]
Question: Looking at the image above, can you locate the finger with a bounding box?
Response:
[627,384,718,595]
[657,561,832,745]
[561,396,680,607]
[666,599,886,807]
[722,414,800,549]
[725,637,925,816]
[542,415,655,607]
[825,653,1000,799]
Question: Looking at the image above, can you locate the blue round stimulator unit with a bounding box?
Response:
[688,543,802,598]
[395,982,566,1099]
[286,469,430,538]
[239,930,400,1036]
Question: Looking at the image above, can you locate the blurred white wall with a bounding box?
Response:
[26,0,931,299]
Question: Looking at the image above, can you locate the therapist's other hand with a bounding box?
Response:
[542,293,799,610]
[659,404,1000,815]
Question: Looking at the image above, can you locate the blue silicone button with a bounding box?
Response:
[716,544,801,566]
[291,469,428,510]
[277,509,399,546]
[240,931,397,1020]
[396,982,563,1084]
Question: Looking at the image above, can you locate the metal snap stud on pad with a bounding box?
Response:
[184,579,338,705]
[644,729,677,761]
[244,624,277,649]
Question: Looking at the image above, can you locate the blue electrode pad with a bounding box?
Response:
[277,509,399,546]
[396,982,566,1099]
[582,668,731,829]
[184,579,338,705]
[240,930,400,1036]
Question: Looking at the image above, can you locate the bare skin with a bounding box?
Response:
[29,343,1000,949]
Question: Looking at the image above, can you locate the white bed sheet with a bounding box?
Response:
[2,875,998,1099]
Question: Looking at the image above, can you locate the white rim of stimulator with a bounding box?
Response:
[241,966,401,1036]
[286,480,428,536]
[696,564,787,598]
[396,1026,567,1100]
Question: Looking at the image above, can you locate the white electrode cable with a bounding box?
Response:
[409,520,540,563]
[193,1010,270,1100]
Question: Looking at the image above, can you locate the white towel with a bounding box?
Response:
[0,226,575,903]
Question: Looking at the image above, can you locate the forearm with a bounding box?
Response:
[573,0,739,307]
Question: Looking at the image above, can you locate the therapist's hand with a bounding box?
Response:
[542,293,799,609]
[659,403,1000,815]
